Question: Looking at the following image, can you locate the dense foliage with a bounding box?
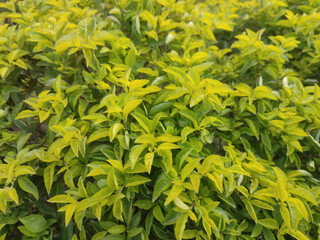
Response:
[0,0,320,239]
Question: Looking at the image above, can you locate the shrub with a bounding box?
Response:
[0,0,320,239]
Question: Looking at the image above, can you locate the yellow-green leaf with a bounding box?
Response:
[15,110,38,119]
[109,123,124,142]
[242,198,257,223]
[174,213,188,240]
[129,144,147,169]
[144,152,154,174]
[8,188,19,204]
[140,10,157,29]
[123,99,142,118]
[165,183,183,206]
[257,218,278,229]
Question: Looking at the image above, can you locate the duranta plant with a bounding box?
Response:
[0,0,320,239]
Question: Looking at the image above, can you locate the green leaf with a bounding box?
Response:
[144,152,154,174]
[83,48,92,67]
[125,49,136,68]
[180,158,199,181]
[292,198,309,221]
[273,167,288,202]
[131,112,151,133]
[240,60,257,75]
[165,183,183,206]
[107,168,118,190]
[153,205,165,222]
[17,133,32,152]
[287,229,310,240]
[253,86,277,100]
[174,213,188,240]
[126,175,151,187]
[307,133,320,153]
[15,110,38,120]
[145,211,153,235]
[179,109,197,126]
[207,172,223,193]
[140,10,157,29]
[129,144,147,169]
[244,118,259,139]
[44,163,55,194]
[250,200,274,211]
[92,231,107,240]
[123,99,142,118]
[162,210,183,225]
[152,175,171,202]
[109,123,124,142]
[88,128,109,143]
[165,87,189,101]
[190,91,205,107]
[242,198,257,223]
[18,177,39,200]
[289,187,317,205]
[280,205,291,229]
[113,200,123,222]
[48,194,75,204]
[64,169,75,189]
[157,149,173,173]
[20,215,47,233]
[134,200,154,210]
[8,188,19,205]
[128,227,143,237]
[257,218,278,229]
[157,143,180,150]
[14,59,28,69]
[251,224,263,238]
[108,225,126,234]
[64,203,77,226]
[156,134,181,143]
[263,228,276,240]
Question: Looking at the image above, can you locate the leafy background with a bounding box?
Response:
[0,0,320,239]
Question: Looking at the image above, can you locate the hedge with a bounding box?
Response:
[0,0,320,239]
